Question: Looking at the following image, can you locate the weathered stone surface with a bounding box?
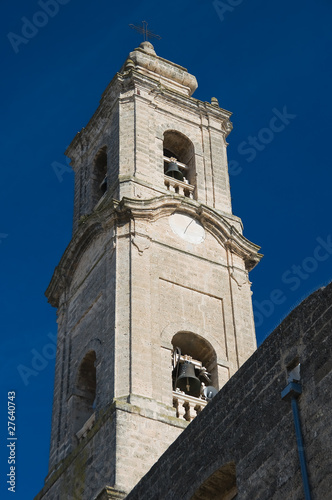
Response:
[126,283,332,500]
[66,42,237,233]
[94,486,126,500]
[36,42,262,499]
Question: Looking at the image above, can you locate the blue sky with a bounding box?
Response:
[1,0,332,498]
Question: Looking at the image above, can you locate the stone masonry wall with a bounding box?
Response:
[35,399,186,500]
[46,194,259,479]
[126,282,332,500]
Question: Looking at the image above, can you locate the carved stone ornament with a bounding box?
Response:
[132,234,151,255]
[231,269,250,289]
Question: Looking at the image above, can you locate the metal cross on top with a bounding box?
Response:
[129,21,161,42]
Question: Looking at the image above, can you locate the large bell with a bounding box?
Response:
[176,361,201,397]
[165,161,184,181]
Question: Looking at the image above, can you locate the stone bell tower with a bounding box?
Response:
[36,42,262,500]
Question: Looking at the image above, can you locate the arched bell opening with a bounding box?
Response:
[163,131,196,197]
[190,462,237,500]
[171,332,218,400]
[92,146,107,206]
[72,350,96,437]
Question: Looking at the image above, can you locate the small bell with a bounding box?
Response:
[176,361,201,397]
[165,161,184,182]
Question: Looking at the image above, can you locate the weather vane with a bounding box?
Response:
[129,21,161,42]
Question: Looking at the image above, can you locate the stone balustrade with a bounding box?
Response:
[76,412,95,441]
[164,176,195,199]
[173,391,207,422]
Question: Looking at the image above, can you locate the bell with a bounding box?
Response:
[165,161,184,181]
[176,361,201,397]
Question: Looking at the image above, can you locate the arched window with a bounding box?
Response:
[73,351,96,437]
[190,462,237,500]
[172,332,218,399]
[163,131,196,199]
[92,147,107,206]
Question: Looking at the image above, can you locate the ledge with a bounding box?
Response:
[45,194,262,307]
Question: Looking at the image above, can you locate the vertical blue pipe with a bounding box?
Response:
[281,381,312,500]
[290,396,312,500]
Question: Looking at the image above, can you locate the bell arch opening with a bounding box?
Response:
[163,130,196,197]
[171,332,218,398]
[92,146,107,206]
[190,462,237,500]
[72,350,96,437]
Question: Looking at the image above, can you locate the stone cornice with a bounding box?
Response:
[45,215,108,307]
[46,196,262,308]
[65,67,232,162]
[125,43,198,96]
[126,69,232,127]
[117,196,262,270]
